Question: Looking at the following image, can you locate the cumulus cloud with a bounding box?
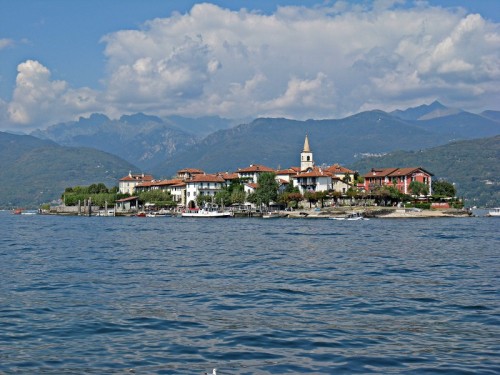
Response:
[98,2,500,119]
[2,2,499,128]
[7,60,100,127]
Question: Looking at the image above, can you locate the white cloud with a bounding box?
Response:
[7,60,100,127]
[2,2,499,128]
[0,38,13,50]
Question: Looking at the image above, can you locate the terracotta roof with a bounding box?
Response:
[246,183,259,189]
[177,168,204,174]
[136,179,183,188]
[364,168,399,178]
[295,167,332,178]
[116,196,139,202]
[276,168,297,175]
[187,174,225,183]
[364,167,433,178]
[119,174,154,182]
[237,164,275,173]
[218,172,239,180]
[326,164,354,174]
[171,182,186,187]
[388,167,433,177]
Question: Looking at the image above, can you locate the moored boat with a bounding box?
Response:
[262,211,282,219]
[181,208,232,218]
[487,208,500,217]
[330,212,369,221]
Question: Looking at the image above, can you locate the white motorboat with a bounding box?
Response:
[487,208,500,217]
[181,208,232,218]
[330,212,369,221]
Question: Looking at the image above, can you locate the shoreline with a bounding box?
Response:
[36,206,474,218]
[285,207,472,219]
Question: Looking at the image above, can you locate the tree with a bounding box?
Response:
[409,181,429,196]
[342,172,351,184]
[139,190,175,207]
[214,189,231,207]
[255,172,278,208]
[304,191,318,208]
[196,193,213,208]
[231,189,246,205]
[432,180,456,197]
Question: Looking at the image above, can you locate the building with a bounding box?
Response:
[301,135,314,171]
[118,172,154,195]
[363,167,433,195]
[237,164,275,183]
[294,167,333,194]
[185,174,227,208]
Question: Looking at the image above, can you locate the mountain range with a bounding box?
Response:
[0,101,498,207]
[31,113,238,171]
[0,131,135,207]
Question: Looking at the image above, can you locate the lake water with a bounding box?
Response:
[0,211,498,374]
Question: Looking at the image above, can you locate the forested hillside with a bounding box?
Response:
[0,132,137,208]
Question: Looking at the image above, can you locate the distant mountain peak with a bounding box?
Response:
[391,101,451,121]
[119,113,163,125]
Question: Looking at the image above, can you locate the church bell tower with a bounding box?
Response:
[301,135,314,171]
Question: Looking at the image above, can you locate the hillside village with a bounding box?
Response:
[115,135,435,213]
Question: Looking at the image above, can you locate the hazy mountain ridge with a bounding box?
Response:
[5,102,500,207]
[31,113,236,170]
[152,107,499,177]
[0,131,137,208]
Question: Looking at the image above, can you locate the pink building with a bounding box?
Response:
[363,167,433,195]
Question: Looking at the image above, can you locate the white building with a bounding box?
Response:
[118,172,153,195]
[237,164,275,183]
[185,174,227,208]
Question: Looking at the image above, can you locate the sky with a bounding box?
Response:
[0,0,499,131]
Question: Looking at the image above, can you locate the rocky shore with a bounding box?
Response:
[285,206,472,219]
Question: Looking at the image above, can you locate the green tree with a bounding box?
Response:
[139,190,175,207]
[255,172,278,208]
[432,180,456,197]
[231,189,246,205]
[409,181,429,196]
[304,191,318,208]
[214,189,231,207]
[196,193,213,208]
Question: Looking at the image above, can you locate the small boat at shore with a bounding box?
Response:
[181,208,232,218]
[487,208,500,217]
[262,212,282,219]
[330,212,369,221]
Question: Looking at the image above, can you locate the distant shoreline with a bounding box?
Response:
[32,206,476,219]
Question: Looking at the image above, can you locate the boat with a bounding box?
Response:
[262,211,282,219]
[330,212,369,221]
[487,208,500,217]
[146,212,170,217]
[21,210,38,215]
[181,208,232,218]
[12,208,23,214]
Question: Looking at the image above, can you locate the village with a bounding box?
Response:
[79,135,468,219]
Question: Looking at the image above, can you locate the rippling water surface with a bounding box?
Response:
[0,212,498,374]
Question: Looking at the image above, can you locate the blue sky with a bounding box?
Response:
[0,0,499,130]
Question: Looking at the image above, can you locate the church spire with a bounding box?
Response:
[303,134,311,152]
[301,134,314,171]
